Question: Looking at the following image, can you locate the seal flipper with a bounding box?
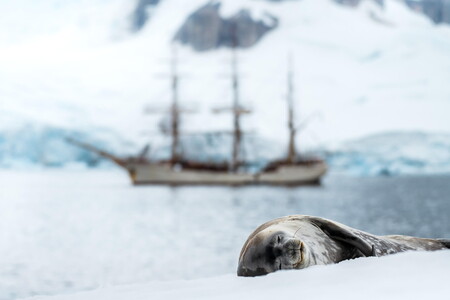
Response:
[309,217,376,257]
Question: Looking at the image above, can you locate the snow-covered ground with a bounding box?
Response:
[1,0,450,172]
[25,251,450,300]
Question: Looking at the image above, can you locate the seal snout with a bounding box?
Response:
[283,238,303,265]
[285,238,302,250]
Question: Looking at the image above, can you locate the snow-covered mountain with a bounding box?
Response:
[1,0,450,174]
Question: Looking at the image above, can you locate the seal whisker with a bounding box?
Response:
[292,226,302,239]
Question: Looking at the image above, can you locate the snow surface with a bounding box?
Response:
[25,250,450,300]
[1,0,450,171]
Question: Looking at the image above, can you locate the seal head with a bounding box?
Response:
[237,215,378,277]
[237,228,304,276]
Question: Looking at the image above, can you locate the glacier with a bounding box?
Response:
[325,131,450,175]
[2,124,450,176]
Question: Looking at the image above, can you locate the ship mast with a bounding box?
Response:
[145,44,184,165]
[170,45,181,164]
[211,27,250,172]
[286,54,297,164]
[231,46,242,172]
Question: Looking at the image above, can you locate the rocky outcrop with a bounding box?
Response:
[266,0,450,24]
[405,0,450,24]
[334,0,450,25]
[174,2,279,51]
[265,0,384,6]
[129,0,449,37]
[130,0,161,32]
[333,0,384,7]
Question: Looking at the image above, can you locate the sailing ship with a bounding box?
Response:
[68,49,327,185]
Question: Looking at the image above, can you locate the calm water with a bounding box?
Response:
[0,170,449,299]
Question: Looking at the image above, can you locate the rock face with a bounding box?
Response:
[174,2,279,51]
[130,0,161,32]
[405,0,450,24]
[266,0,383,7]
[266,0,450,24]
[333,0,383,6]
[334,0,450,24]
[129,0,449,38]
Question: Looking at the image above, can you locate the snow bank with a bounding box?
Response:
[26,250,450,300]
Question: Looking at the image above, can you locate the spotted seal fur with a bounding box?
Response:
[237,215,450,276]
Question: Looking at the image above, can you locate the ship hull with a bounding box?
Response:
[127,161,327,186]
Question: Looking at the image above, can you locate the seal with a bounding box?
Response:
[237,215,450,277]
